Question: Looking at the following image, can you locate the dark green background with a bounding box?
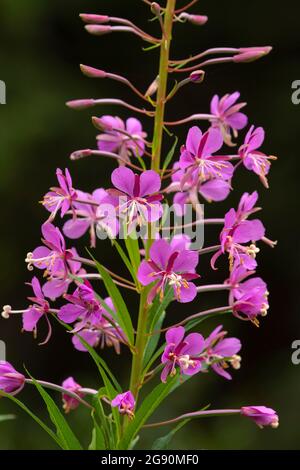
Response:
[0,0,299,449]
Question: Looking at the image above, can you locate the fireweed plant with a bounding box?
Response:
[0,1,279,450]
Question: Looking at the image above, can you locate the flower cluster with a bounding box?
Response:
[1,1,279,450]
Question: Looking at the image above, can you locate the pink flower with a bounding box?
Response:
[202,325,241,380]
[239,125,276,188]
[42,247,84,300]
[27,223,74,280]
[97,115,146,159]
[241,406,279,428]
[72,297,125,354]
[228,265,269,324]
[61,377,85,413]
[63,189,119,247]
[161,326,204,382]
[0,361,25,395]
[111,391,135,418]
[210,92,248,145]
[108,167,163,230]
[169,162,231,215]
[179,126,233,188]
[23,277,52,342]
[211,191,265,270]
[43,168,77,220]
[58,280,102,331]
[138,238,199,303]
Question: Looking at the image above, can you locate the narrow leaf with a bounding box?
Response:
[28,375,83,450]
[151,419,189,450]
[162,136,178,172]
[0,391,63,448]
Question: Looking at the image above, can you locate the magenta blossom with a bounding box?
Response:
[239,125,276,188]
[42,247,84,300]
[61,377,85,413]
[43,168,77,220]
[169,162,231,215]
[138,238,199,303]
[26,223,75,281]
[72,297,125,354]
[108,167,163,230]
[111,391,135,418]
[210,92,248,146]
[179,126,234,189]
[58,280,102,332]
[241,406,279,428]
[228,265,269,324]
[0,361,25,395]
[161,326,204,383]
[202,325,241,380]
[97,115,146,159]
[23,277,52,343]
[63,189,119,247]
[211,191,265,270]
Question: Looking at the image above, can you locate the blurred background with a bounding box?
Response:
[0,0,299,450]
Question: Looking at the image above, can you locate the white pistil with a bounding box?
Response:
[260,302,269,317]
[178,354,196,370]
[230,354,242,370]
[1,305,11,319]
[247,243,260,258]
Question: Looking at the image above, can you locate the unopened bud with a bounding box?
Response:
[145,76,159,97]
[190,70,205,83]
[85,25,112,36]
[79,14,109,24]
[233,47,272,63]
[70,149,93,160]
[92,116,111,132]
[80,64,107,78]
[66,99,96,110]
[179,13,208,26]
[151,2,161,15]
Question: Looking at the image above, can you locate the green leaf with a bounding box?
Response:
[118,376,178,450]
[90,257,135,346]
[28,375,83,450]
[143,311,166,367]
[113,240,139,286]
[162,136,178,172]
[91,395,111,449]
[124,233,141,278]
[0,414,15,423]
[88,426,106,451]
[151,419,189,450]
[73,333,122,443]
[142,43,161,52]
[0,391,63,448]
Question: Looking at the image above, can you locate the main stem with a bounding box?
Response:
[129,0,176,401]
[151,0,176,172]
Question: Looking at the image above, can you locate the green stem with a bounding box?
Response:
[129,287,149,398]
[151,0,176,172]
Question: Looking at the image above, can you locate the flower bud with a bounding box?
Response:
[0,361,25,395]
[66,99,96,110]
[190,70,205,84]
[80,64,107,78]
[179,13,208,26]
[85,25,112,36]
[62,377,84,413]
[233,47,272,63]
[151,2,161,15]
[79,14,109,24]
[70,149,93,160]
[241,406,279,429]
[92,116,111,132]
[145,76,159,97]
